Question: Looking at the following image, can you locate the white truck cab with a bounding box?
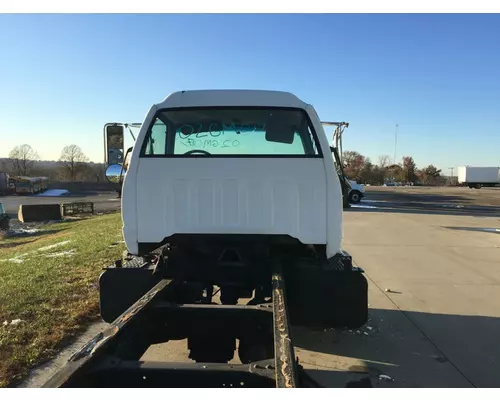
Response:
[118,90,344,260]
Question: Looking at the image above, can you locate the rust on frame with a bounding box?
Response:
[272,268,298,388]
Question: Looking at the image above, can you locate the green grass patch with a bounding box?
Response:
[0,212,126,387]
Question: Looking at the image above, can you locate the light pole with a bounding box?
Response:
[393,124,399,164]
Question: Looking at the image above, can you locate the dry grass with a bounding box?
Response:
[0,212,125,387]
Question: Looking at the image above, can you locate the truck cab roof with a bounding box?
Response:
[155,90,309,109]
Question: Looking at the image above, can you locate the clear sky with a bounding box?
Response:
[1,13,499,173]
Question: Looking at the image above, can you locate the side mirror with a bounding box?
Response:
[104,124,125,165]
[105,163,123,184]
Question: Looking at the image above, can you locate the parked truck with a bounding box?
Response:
[457,166,500,189]
[347,179,365,203]
[43,90,368,388]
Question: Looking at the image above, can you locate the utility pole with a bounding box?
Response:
[393,124,399,164]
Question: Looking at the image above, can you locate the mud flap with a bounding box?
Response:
[99,265,162,323]
[284,260,368,329]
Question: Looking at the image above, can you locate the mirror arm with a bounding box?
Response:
[118,164,125,186]
[119,147,134,185]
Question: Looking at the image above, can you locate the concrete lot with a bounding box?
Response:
[139,198,500,388]
[19,187,500,388]
[334,208,499,387]
[366,185,500,207]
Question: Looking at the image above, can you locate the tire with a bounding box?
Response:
[475,184,482,189]
[349,190,362,204]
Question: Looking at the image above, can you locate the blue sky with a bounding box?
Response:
[1,13,499,173]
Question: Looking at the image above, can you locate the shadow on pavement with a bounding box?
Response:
[375,194,473,204]
[347,201,500,217]
[291,309,500,388]
[301,369,375,388]
[367,191,474,204]
[443,226,500,234]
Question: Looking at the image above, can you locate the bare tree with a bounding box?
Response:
[342,151,366,180]
[8,144,39,176]
[378,155,391,168]
[59,145,89,181]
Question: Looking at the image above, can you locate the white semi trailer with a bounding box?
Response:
[457,166,500,189]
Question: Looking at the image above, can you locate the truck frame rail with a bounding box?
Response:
[42,264,318,388]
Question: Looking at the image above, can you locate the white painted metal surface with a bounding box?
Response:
[155,89,309,109]
[349,180,365,194]
[122,90,343,258]
[457,166,500,184]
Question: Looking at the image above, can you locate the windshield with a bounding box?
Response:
[139,107,322,157]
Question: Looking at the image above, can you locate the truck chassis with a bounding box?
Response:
[42,243,367,388]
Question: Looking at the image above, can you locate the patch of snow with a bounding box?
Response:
[3,319,24,326]
[2,240,73,263]
[351,204,379,209]
[5,228,40,237]
[6,257,25,263]
[34,189,69,197]
[442,204,464,208]
[16,228,40,234]
[378,374,394,382]
[38,240,71,252]
[1,250,31,263]
[44,249,76,258]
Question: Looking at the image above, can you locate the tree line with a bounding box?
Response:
[3,144,105,182]
[342,151,445,185]
[2,144,448,186]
